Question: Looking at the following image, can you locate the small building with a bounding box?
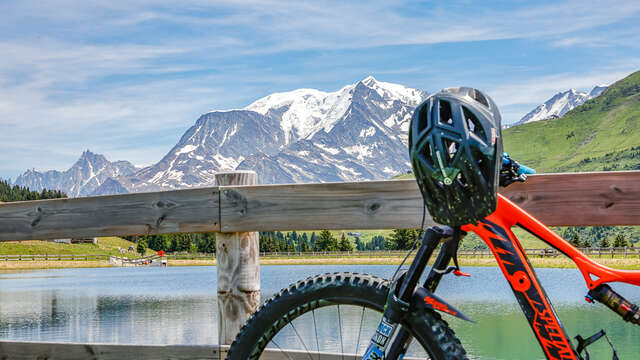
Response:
[71,237,98,244]
[52,238,72,244]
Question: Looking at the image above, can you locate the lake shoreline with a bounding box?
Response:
[1,256,638,270]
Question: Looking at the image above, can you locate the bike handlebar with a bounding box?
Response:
[500,153,535,187]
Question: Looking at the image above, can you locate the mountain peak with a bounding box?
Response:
[516,83,608,125]
[79,149,100,159]
[361,75,378,86]
[14,151,136,197]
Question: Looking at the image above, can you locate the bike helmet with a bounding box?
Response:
[409,87,502,226]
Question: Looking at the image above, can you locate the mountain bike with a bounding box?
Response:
[225,161,640,359]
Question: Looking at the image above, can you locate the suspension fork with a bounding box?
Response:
[361,226,457,359]
[386,228,465,358]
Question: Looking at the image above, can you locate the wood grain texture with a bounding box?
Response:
[0,341,421,360]
[0,171,638,241]
[0,341,225,360]
[0,187,220,241]
[219,179,432,232]
[500,171,640,226]
[215,171,260,345]
[219,171,640,231]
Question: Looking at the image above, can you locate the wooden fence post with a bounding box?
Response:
[216,171,260,345]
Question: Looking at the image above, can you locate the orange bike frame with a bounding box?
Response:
[462,194,640,360]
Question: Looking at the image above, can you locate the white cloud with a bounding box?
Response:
[1,0,639,178]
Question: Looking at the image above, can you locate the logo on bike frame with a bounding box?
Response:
[480,219,576,360]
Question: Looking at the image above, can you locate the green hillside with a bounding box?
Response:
[393,71,640,248]
[503,70,640,172]
[0,237,153,257]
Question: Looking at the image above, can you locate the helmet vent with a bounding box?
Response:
[471,147,491,181]
[470,89,489,107]
[439,100,453,126]
[463,106,487,142]
[417,103,429,134]
[417,139,435,168]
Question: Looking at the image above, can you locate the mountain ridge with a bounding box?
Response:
[14,72,637,197]
[516,84,608,125]
[504,70,640,172]
[13,150,136,197]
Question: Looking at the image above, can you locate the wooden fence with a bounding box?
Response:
[1,171,639,242]
[258,247,640,259]
[0,170,639,358]
[2,247,639,262]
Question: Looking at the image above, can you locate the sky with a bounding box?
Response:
[1,0,639,180]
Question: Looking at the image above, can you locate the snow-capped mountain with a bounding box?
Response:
[237,78,424,183]
[13,150,136,197]
[109,76,427,192]
[516,85,608,125]
[13,76,427,195]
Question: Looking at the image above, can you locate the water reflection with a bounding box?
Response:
[0,265,638,360]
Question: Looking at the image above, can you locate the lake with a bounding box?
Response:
[0,265,638,359]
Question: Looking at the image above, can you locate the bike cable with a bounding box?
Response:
[391,204,427,282]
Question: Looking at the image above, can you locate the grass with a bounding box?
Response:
[0,260,112,270]
[502,71,640,172]
[0,237,156,257]
[1,251,637,270]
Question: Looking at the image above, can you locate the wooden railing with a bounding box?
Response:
[0,170,639,358]
[1,171,639,242]
[258,248,640,259]
[2,248,638,262]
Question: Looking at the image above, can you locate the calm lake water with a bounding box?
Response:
[0,265,638,359]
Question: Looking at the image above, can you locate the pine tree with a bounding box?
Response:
[198,233,216,253]
[136,239,147,255]
[338,233,354,251]
[569,234,581,248]
[613,234,628,248]
[599,237,610,248]
[300,239,309,252]
[316,230,338,251]
[388,229,418,250]
[310,232,317,250]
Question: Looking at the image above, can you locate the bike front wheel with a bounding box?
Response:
[226,272,468,359]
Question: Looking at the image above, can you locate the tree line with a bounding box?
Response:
[0,179,66,202]
[129,229,427,255]
[562,226,636,248]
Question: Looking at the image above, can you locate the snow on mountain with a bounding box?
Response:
[516,85,608,125]
[14,77,428,195]
[245,75,425,144]
[113,76,427,191]
[13,150,136,197]
[589,84,607,98]
[115,109,286,192]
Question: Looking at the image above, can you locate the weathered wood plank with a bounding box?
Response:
[0,341,226,360]
[0,342,423,360]
[219,179,432,232]
[500,171,640,226]
[219,171,640,231]
[215,171,260,345]
[0,187,220,241]
[0,171,639,241]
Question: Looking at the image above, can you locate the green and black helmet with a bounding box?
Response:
[409,87,502,226]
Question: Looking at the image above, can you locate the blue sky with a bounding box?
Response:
[1,0,639,180]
